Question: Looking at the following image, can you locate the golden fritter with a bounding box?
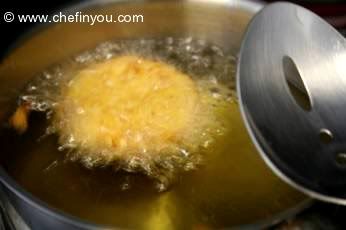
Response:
[53,56,218,165]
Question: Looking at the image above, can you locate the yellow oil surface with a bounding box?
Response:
[1,38,307,229]
[2,101,307,229]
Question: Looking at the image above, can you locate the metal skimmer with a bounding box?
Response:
[237,2,346,204]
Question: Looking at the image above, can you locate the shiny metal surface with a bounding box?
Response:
[238,2,346,204]
[0,187,29,230]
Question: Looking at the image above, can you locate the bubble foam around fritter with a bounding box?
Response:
[19,38,236,191]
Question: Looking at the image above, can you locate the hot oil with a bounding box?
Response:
[0,38,307,229]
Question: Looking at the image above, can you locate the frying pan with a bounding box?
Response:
[0,0,311,229]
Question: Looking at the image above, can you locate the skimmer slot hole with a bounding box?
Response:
[283,56,312,111]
